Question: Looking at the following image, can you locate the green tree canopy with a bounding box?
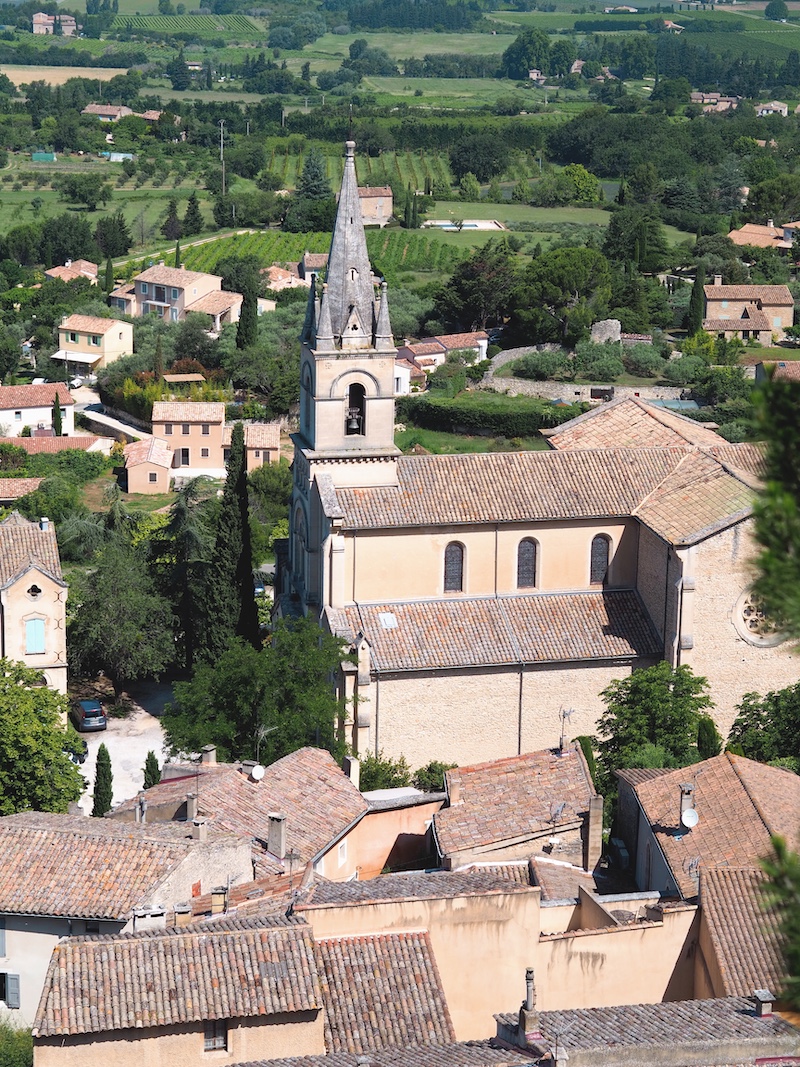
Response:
[761,835,800,1008]
[765,0,789,19]
[0,660,84,814]
[162,618,351,763]
[435,238,519,332]
[728,683,800,765]
[508,247,611,347]
[501,28,551,79]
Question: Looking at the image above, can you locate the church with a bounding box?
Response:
[275,141,799,769]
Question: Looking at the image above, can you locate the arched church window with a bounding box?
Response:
[590,534,611,586]
[346,383,366,436]
[302,369,312,432]
[444,542,464,593]
[293,508,307,586]
[517,539,538,589]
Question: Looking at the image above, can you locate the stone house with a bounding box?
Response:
[702,277,794,342]
[79,103,132,121]
[357,185,393,227]
[0,512,67,692]
[44,260,98,285]
[277,141,800,769]
[0,383,73,438]
[53,315,133,377]
[109,265,242,328]
[0,812,251,1026]
[32,11,77,33]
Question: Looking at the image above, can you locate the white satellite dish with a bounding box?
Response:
[251,764,265,781]
[680,807,699,829]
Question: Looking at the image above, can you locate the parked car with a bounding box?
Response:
[69,699,107,732]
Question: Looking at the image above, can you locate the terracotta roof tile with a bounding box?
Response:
[0,510,63,584]
[297,871,533,909]
[432,332,488,348]
[0,812,231,919]
[185,290,243,315]
[111,749,367,877]
[529,856,598,900]
[60,314,118,334]
[704,283,793,304]
[704,312,771,332]
[124,438,173,469]
[136,265,216,287]
[701,866,786,997]
[633,753,800,900]
[434,746,595,857]
[358,186,392,197]
[548,397,725,450]
[151,401,225,423]
[33,920,320,1036]
[316,932,455,1053]
[0,383,73,411]
[769,361,800,380]
[233,1038,535,1067]
[0,477,42,499]
[0,435,105,454]
[223,423,281,450]
[458,862,534,886]
[327,592,661,673]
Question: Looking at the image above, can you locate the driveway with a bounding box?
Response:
[76,682,173,813]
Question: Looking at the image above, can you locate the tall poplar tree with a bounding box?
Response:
[92,743,113,817]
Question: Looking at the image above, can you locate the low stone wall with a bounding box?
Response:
[481,377,685,402]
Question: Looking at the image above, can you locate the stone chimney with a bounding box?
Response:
[192,817,208,843]
[174,904,192,927]
[679,782,695,825]
[768,218,775,229]
[39,517,50,532]
[211,886,227,915]
[343,755,360,791]
[448,776,461,805]
[201,744,216,765]
[186,793,198,821]
[517,967,541,1047]
[754,989,774,1016]
[713,274,722,287]
[268,812,287,860]
[134,792,147,824]
[584,794,603,872]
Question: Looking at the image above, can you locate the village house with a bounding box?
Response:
[52,314,133,377]
[396,332,489,374]
[44,260,98,285]
[357,186,393,227]
[0,812,252,1026]
[79,103,131,121]
[32,11,77,34]
[702,277,794,341]
[123,437,173,494]
[0,512,66,692]
[0,383,73,438]
[757,100,789,117]
[275,143,800,769]
[109,265,243,329]
[726,218,800,252]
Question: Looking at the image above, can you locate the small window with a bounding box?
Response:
[517,539,538,589]
[68,331,77,343]
[0,974,20,1010]
[223,448,231,464]
[590,535,610,586]
[171,287,179,299]
[60,408,66,420]
[444,542,464,593]
[201,448,209,458]
[140,282,149,295]
[91,335,101,346]
[204,1020,228,1052]
[25,618,45,655]
[337,839,347,867]
[148,472,157,483]
[201,424,210,436]
[182,423,190,435]
[27,585,42,600]
[255,449,260,458]
[14,411,20,421]
[164,423,173,436]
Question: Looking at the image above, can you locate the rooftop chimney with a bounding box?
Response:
[211,886,227,915]
[517,967,541,1047]
[679,782,696,829]
[754,989,774,1016]
[192,817,208,843]
[768,218,775,229]
[448,777,461,805]
[39,517,49,532]
[135,791,147,824]
[174,904,192,927]
[343,755,360,791]
[268,812,287,860]
[186,793,198,821]
[201,744,216,765]
[713,274,722,287]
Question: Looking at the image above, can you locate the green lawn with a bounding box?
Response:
[395,425,549,453]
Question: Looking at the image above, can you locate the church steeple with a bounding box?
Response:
[326,140,377,344]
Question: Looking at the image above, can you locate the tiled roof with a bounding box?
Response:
[302,253,329,270]
[231,1038,535,1067]
[60,314,118,334]
[633,752,800,900]
[616,767,673,787]
[399,341,445,357]
[124,438,173,469]
[548,397,726,450]
[701,866,786,997]
[297,870,533,910]
[358,186,392,197]
[185,289,243,314]
[316,932,455,1053]
[0,477,43,499]
[223,422,281,450]
[0,813,228,920]
[0,510,63,585]
[432,332,488,348]
[0,383,73,410]
[109,283,134,299]
[46,265,95,284]
[458,862,534,886]
[704,312,771,332]
[151,401,225,424]
[704,283,793,304]
[730,224,787,248]
[111,749,368,877]
[136,265,216,287]
[498,996,800,1053]
[434,746,595,857]
[326,592,661,673]
[162,373,205,383]
[529,856,597,900]
[33,920,320,1037]
[765,361,800,380]
[0,435,105,454]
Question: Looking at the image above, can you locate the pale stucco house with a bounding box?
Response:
[53,314,133,376]
[702,277,794,342]
[0,383,73,438]
[109,265,242,329]
[123,437,173,494]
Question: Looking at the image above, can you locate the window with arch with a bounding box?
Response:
[25,618,45,655]
[444,542,464,593]
[517,539,538,589]
[345,383,366,436]
[590,534,611,586]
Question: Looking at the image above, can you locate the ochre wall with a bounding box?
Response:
[1,567,67,693]
[315,801,442,881]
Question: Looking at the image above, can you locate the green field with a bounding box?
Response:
[110,13,261,36]
[304,29,516,62]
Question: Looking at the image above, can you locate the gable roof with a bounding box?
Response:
[0,510,63,585]
[60,314,118,335]
[547,397,727,451]
[316,932,455,1053]
[700,866,786,997]
[632,752,800,900]
[33,919,320,1037]
[326,591,661,674]
[229,1039,535,1067]
[297,870,534,910]
[185,289,243,315]
[224,422,281,451]
[111,748,368,877]
[151,401,225,424]
[0,813,232,920]
[704,283,793,305]
[124,438,173,469]
[0,435,106,454]
[434,745,596,858]
[0,383,73,411]
[358,186,392,198]
[136,265,216,288]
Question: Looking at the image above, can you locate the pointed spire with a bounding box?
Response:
[315,284,336,353]
[375,281,393,348]
[300,273,317,345]
[325,141,375,341]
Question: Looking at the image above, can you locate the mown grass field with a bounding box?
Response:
[304,29,516,62]
[395,425,550,453]
[2,65,126,86]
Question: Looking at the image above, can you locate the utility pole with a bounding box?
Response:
[219,118,226,196]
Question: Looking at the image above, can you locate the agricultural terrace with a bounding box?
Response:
[110,13,261,36]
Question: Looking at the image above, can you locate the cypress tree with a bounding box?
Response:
[688,265,705,337]
[411,193,419,229]
[143,750,161,789]
[236,282,258,350]
[616,178,627,206]
[153,333,164,380]
[92,743,113,817]
[183,191,204,236]
[174,239,181,268]
[104,257,114,293]
[52,394,62,435]
[161,198,182,240]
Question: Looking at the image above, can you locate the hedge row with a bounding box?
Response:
[396,394,586,437]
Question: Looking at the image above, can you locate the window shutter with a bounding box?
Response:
[0,917,5,957]
[6,974,20,1009]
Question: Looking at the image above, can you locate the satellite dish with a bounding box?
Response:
[251,764,265,781]
[680,807,699,829]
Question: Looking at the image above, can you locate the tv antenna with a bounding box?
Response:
[559,706,574,750]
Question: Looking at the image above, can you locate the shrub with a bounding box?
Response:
[358,750,411,791]
[516,351,568,381]
[621,343,664,378]
[413,760,456,792]
[587,356,625,382]
[396,394,587,437]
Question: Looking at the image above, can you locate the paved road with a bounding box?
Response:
[76,682,172,813]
